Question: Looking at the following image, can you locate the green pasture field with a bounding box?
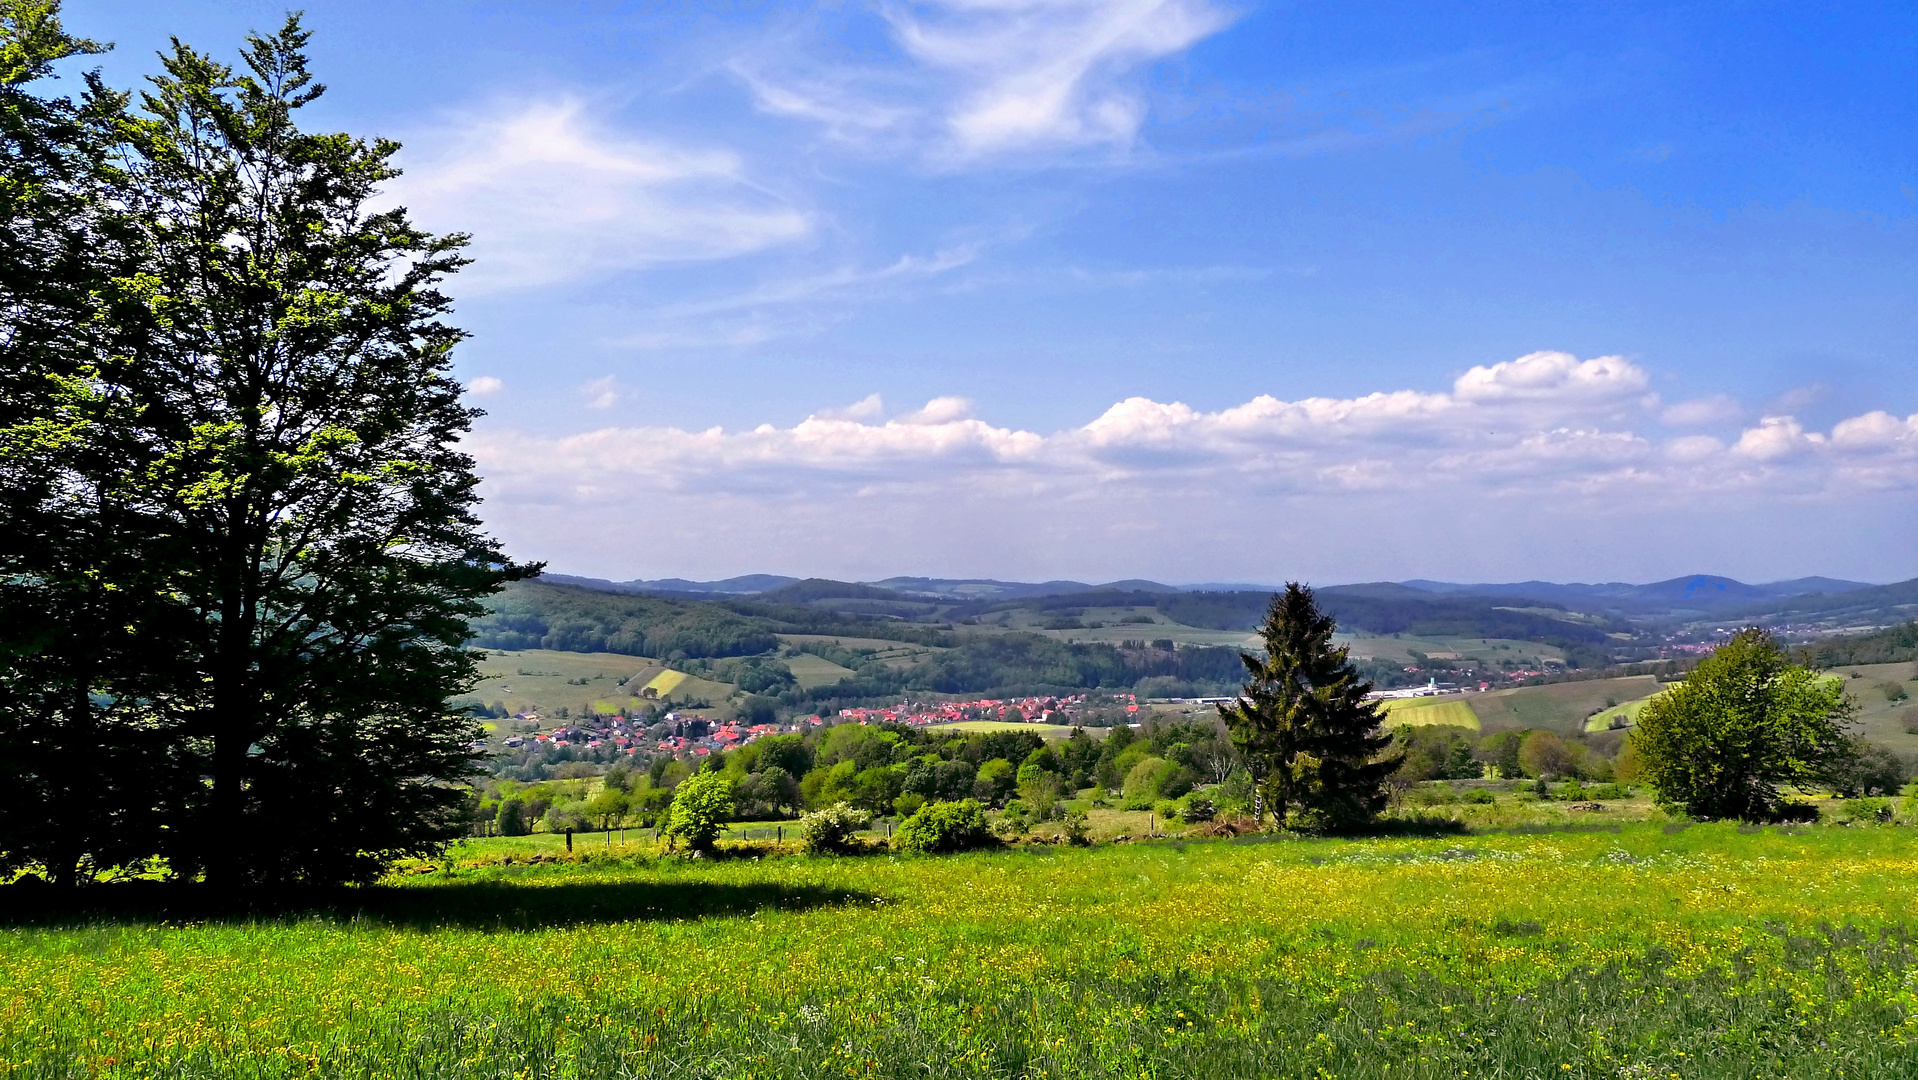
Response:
[1466,674,1662,736]
[465,650,744,721]
[12,822,1918,1079]
[1583,690,1666,733]
[778,635,946,670]
[1340,633,1568,666]
[930,720,1083,737]
[467,649,658,717]
[1829,662,1918,753]
[992,608,1260,649]
[783,652,857,689]
[1377,697,1481,730]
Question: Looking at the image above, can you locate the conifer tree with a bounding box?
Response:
[1219,583,1400,830]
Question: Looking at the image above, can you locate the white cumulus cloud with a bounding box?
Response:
[465,355,1918,583]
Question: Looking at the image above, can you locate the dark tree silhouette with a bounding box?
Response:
[1219,583,1400,830]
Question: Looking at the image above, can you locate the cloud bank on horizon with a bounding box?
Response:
[90,1,1917,584]
[468,351,1918,585]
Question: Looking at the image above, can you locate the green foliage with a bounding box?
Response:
[972,758,1016,805]
[583,787,629,831]
[494,799,529,837]
[1220,583,1400,830]
[1516,731,1591,779]
[731,765,799,820]
[893,798,994,854]
[1121,756,1173,809]
[0,0,167,888]
[0,12,526,888]
[662,770,734,851]
[1797,620,1918,668]
[1828,739,1908,798]
[798,802,871,855]
[1390,725,1480,784]
[1632,628,1854,821]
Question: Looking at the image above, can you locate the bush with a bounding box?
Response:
[1830,740,1908,798]
[891,792,926,818]
[1463,788,1496,805]
[1121,757,1173,809]
[799,802,871,855]
[1838,797,1893,824]
[1062,811,1091,846]
[894,799,995,855]
[1181,797,1217,824]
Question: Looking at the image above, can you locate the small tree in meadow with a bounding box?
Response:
[1632,628,1852,821]
[495,799,529,837]
[663,770,734,852]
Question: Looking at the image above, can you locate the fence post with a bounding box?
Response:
[566,828,573,852]
[777,825,782,844]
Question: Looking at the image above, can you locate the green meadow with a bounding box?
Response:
[1378,697,1482,729]
[10,821,1918,1079]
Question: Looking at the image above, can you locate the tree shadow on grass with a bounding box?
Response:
[0,878,878,931]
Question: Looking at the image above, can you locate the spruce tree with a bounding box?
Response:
[1219,583,1400,830]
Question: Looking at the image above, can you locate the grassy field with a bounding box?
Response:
[1341,632,1569,667]
[11,819,1918,1078]
[1830,662,1918,753]
[783,652,857,689]
[1377,697,1481,729]
[467,649,659,715]
[1466,674,1663,736]
[1583,689,1666,732]
[930,720,1084,737]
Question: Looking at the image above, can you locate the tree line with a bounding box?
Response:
[0,7,525,887]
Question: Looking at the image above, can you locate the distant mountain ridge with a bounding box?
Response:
[1398,574,1877,612]
[540,573,802,595]
[546,570,1880,611]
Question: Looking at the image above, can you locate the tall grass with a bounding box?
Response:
[6,823,1918,1078]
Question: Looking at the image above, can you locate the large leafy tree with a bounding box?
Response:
[1632,628,1851,821]
[1219,583,1399,830]
[0,1,186,887]
[87,17,532,886]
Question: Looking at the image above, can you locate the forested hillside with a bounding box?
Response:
[473,582,780,658]
[1798,622,1918,668]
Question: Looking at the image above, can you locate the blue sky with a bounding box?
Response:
[67,1,1918,584]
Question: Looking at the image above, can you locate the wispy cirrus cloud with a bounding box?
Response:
[388,99,811,290]
[607,244,984,350]
[467,351,1918,580]
[734,0,1237,161]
